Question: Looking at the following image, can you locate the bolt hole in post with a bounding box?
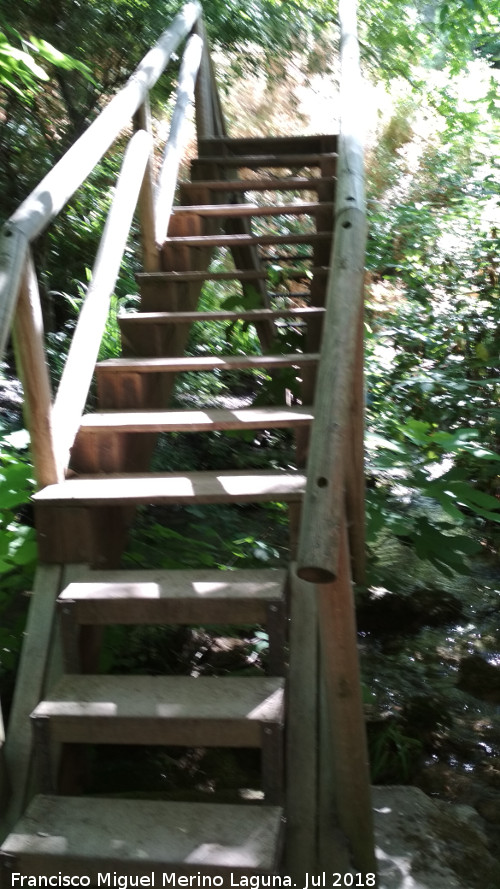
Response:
[317,477,328,488]
[342,221,352,229]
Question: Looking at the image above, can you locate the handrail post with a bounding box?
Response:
[317,515,375,873]
[12,255,62,488]
[297,0,366,583]
[193,17,215,141]
[345,303,366,584]
[133,99,161,272]
[155,34,203,245]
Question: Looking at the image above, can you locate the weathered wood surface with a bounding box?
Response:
[297,0,366,583]
[78,405,314,432]
[1,797,284,874]
[172,201,334,218]
[180,176,335,193]
[96,352,319,373]
[316,516,375,873]
[33,470,307,507]
[285,568,318,874]
[154,34,203,244]
[0,565,62,837]
[51,130,152,475]
[12,255,62,488]
[119,307,324,323]
[133,100,161,273]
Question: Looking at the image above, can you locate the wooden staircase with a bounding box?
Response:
[0,1,375,880]
[0,137,337,881]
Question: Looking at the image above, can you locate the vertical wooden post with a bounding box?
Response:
[317,515,375,873]
[285,568,318,875]
[12,255,62,488]
[193,18,215,141]
[133,99,161,272]
[345,304,366,584]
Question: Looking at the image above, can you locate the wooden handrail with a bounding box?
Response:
[0,1,201,360]
[51,130,153,476]
[297,0,366,583]
[155,34,203,245]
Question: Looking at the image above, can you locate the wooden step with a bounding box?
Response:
[58,567,285,625]
[199,134,337,154]
[78,405,314,433]
[0,795,284,876]
[33,470,306,507]
[31,675,284,746]
[180,176,334,193]
[57,568,287,674]
[172,201,333,217]
[136,267,328,283]
[119,308,323,325]
[163,232,331,249]
[96,353,319,374]
[192,152,337,168]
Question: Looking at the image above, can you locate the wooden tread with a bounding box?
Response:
[31,675,284,746]
[96,353,319,373]
[180,176,334,192]
[199,134,337,153]
[136,267,328,282]
[33,470,306,506]
[172,201,333,217]
[192,152,337,167]
[58,567,286,626]
[119,308,323,324]
[163,231,330,248]
[0,795,283,874]
[78,405,314,433]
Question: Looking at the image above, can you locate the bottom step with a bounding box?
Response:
[0,796,284,878]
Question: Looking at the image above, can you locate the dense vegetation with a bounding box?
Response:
[0,0,499,799]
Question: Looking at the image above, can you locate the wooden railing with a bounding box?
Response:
[296,0,375,875]
[0,0,214,490]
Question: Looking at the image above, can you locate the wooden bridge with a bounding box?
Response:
[0,0,375,881]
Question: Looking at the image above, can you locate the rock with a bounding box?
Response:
[457,653,500,703]
[373,785,500,889]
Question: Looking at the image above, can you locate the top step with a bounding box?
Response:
[198,134,338,155]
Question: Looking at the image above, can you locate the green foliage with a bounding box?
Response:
[0,424,37,674]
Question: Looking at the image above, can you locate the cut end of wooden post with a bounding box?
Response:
[296,565,336,585]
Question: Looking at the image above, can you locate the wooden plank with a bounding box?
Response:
[172,202,333,217]
[120,307,324,323]
[1,797,283,875]
[285,568,318,875]
[58,567,285,625]
[12,254,62,488]
[96,352,319,373]
[51,130,153,476]
[163,231,330,248]
[78,405,314,433]
[198,135,338,154]
[316,516,375,873]
[0,565,62,836]
[137,267,328,282]
[191,153,337,168]
[32,676,284,747]
[33,470,307,507]
[179,176,335,193]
